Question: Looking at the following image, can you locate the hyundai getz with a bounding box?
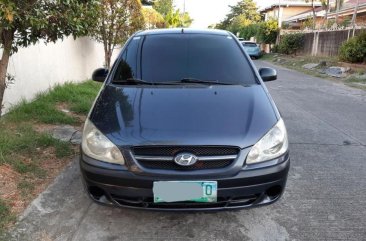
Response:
[80,29,290,211]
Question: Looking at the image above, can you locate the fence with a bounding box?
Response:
[280,27,365,56]
[1,37,119,114]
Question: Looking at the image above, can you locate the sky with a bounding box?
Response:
[174,0,273,28]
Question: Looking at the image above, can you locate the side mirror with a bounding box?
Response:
[259,67,277,82]
[92,68,109,82]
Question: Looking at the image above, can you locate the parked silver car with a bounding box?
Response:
[241,41,261,59]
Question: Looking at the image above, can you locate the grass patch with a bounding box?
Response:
[0,199,15,237]
[0,124,72,158]
[346,76,366,83]
[0,80,101,235]
[260,53,276,61]
[6,81,101,124]
[0,124,71,179]
[17,180,35,198]
[345,76,366,90]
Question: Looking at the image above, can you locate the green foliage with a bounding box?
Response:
[153,0,173,17]
[271,44,280,53]
[217,0,260,30]
[0,0,99,52]
[165,10,193,28]
[340,16,351,27]
[179,12,194,27]
[302,17,315,29]
[339,32,366,63]
[142,7,165,29]
[278,33,305,55]
[236,19,278,44]
[91,0,145,68]
[256,19,278,44]
[152,0,193,28]
[239,24,259,40]
[327,19,336,28]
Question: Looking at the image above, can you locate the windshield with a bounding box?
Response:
[242,42,258,47]
[113,33,257,85]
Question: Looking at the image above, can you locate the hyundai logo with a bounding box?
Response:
[174,153,198,166]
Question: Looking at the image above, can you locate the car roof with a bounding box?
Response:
[135,28,231,36]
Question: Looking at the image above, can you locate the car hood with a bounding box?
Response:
[90,84,277,149]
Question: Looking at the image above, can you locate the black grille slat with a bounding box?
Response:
[133,146,239,156]
[138,159,233,170]
[132,146,239,171]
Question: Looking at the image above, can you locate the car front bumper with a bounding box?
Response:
[248,52,261,58]
[80,152,290,211]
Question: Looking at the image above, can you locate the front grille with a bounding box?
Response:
[138,159,233,170]
[132,146,239,157]
[132,146,240,171]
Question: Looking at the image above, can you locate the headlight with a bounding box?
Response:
[246,119,288,165]
[82,119,125,165]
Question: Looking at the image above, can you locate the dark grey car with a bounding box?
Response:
[80,29,289,211]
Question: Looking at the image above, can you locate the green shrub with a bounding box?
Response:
[238,19,278,44]
[272,44,279,53]
[278,33,305,55]
[239,23,259,40]
[256,19,278,44]
[339,32,366,63]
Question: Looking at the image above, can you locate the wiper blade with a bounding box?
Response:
[112,78,154,85]
[113,78,178,85]
[179,78,233,85]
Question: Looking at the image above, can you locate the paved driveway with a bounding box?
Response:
[7,61,366,241]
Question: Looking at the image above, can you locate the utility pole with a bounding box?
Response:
[278,0,281,28]
[335,0,341,24]
[276,0,282,44]
[351,0,360,36]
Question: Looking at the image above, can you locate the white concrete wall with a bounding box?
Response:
[1,36,119,113]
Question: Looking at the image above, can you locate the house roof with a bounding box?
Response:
[259,1,322,13]
[284,0,366,22]
[285,7,325,22]
[327,1,366,18]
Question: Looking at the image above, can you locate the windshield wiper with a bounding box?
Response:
[179,78,234,85]
[113,78,178,85]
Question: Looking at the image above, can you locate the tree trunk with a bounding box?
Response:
[0,29,14,117]
[104,49,113,69]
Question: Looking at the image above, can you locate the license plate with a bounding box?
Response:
[153,181,217,203]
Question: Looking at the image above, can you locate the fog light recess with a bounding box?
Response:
[265,185,282,199]
[88,186,105,199]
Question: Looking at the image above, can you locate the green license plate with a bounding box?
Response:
[153,181,217,203]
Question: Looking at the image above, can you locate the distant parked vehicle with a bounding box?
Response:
[241,41,261,59]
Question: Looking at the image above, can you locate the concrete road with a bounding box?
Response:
[7,61,366,241]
